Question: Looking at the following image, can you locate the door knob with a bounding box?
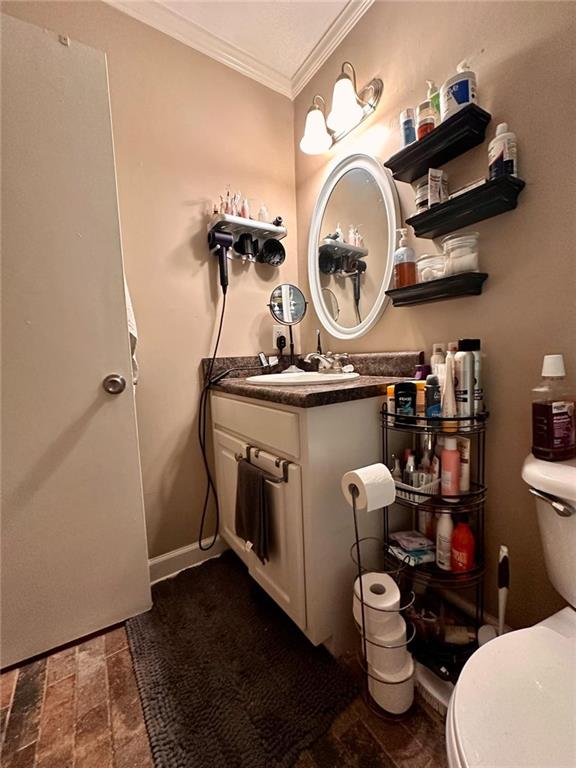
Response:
[102,374,126,395]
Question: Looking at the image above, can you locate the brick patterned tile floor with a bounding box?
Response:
[1,625,447,768]
[0,626,152,768]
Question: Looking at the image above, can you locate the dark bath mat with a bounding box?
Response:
[126,551,358,768]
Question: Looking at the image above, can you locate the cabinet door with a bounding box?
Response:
[212,429,306,630]
[212,429,251,565]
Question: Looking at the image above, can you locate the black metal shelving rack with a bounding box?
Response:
[380,408,489,683]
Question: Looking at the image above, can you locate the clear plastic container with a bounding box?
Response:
[416,253,446,282]
[442,232,479,274]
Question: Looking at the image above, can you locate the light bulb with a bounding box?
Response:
[327,74,364,133]
[299,106,332,155]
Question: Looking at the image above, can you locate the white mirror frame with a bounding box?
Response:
[307,153,400,340]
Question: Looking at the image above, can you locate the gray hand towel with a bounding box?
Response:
[235,459,269,564]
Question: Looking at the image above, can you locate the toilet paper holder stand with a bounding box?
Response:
[348,483,417,712]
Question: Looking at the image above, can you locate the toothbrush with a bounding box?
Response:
[497,545,509,636]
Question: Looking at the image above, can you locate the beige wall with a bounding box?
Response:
[5,1,575,628]
[3,1,298,557]
[294,2,576,627]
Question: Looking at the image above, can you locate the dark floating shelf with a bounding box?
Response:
[385,105,492,183]
[386,272,488,306]
[406,174,525,239]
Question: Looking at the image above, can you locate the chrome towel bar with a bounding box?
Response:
[234,444,291,484]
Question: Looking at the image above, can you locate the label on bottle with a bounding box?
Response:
[437,533,452,569]
[402,120,416,146]
[452,547,471,571]
[533,400,576,458]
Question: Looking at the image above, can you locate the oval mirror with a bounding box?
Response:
[308,154,400,339]
[269,283,307,326]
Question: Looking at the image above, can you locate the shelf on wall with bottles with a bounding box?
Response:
[405,174,525,239]
[386,272,488,307]
[318,239,368,260]
[208,213,287,242]
[384,105,492,183]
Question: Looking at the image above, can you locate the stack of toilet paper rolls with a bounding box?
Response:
[353,572,414,714]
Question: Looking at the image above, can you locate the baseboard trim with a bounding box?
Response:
[149,537,229,585]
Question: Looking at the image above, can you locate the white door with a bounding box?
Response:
[212,430,252,566]
[1,14,151,667]
[213,429,306,629]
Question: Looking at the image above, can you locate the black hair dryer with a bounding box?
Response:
[207,230,234,295]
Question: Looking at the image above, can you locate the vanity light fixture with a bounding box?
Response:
[299,95,333,155]
[299,62,382,155]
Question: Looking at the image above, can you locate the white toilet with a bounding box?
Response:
[446,455,576,768]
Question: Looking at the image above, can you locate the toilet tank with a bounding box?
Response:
[522,455,576,608]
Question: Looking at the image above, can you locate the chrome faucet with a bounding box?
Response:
[303,351,351,373]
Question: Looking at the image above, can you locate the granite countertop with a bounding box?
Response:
[212,374,404,408]
[204,351,423,408]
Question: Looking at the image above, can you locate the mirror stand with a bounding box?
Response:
[268,283,308,373]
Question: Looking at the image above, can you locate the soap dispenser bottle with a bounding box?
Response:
[393,228,416,288]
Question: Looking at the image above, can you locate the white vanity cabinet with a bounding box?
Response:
[210,390,384,655]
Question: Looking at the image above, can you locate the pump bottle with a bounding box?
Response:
[393,229,416,288]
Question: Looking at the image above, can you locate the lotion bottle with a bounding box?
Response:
[393,229,416,288]
[488,123,517,179]
[441,437,461,497]
[436,512,454,571]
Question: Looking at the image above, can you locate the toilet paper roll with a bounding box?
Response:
[341,463,396,512]
[365,615,408,676]
[353,572,401,637]
[368,656,414,714]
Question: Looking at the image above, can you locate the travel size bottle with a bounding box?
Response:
[532,354,576,461]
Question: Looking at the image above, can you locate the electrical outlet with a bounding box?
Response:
[272,324,286,352]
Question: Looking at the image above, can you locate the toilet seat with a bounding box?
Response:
[448,624,576,767]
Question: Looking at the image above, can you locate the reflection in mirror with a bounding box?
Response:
[269,283,307,326]
[318,167,389,329]
[321,287,340,321]
[268,284,308,372]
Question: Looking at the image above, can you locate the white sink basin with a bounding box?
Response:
[245,371,360,386]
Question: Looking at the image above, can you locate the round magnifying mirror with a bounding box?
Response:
[321,287,340,321]
[269,284,307,326]
[268,284,307,372]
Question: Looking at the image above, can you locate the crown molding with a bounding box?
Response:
[291,0,375,98]
[104,0,374,101]
[104,0,293,98]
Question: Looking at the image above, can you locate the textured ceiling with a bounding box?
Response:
[164,1,348,78]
